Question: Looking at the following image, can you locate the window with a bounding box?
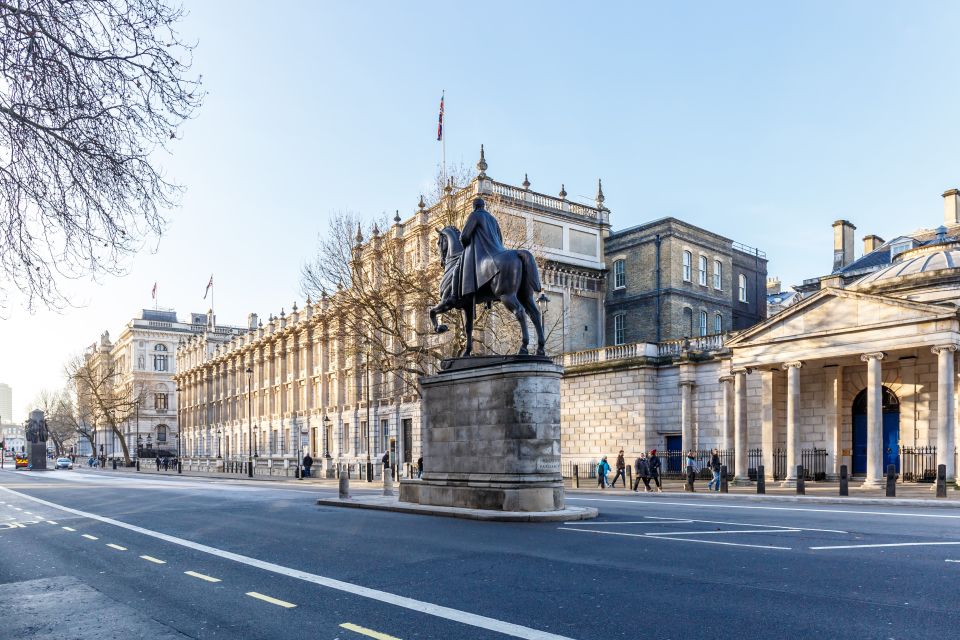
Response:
[698,255,707,286]
[738,274,748,302]
[714,313,723,334]
[682,251,692,281]
[153,344,168,372]
[156,425,167,443]
[698,311,708,337]
[613,259,625,289]
[154,393,168,410]
[713,260,722,289]
[613,314,625,346]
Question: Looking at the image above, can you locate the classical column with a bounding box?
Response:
[860,352,885,487]
[679,380,695,451]
[781,361,803,486]
[761,369,775,482]
[719,376,734,452]
[933,345,957,482]
[823,365,842,479]
[733,369,750,484]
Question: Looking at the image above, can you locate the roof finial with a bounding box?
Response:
[292,301,298,312]
[559,184,567,199]
[418,195,425,210]
[522,173,530,189]
[394,209,401,223]
[372,221,379,236]
[596,178,605,208]
[355,223,363,246]
[477,144,488,178]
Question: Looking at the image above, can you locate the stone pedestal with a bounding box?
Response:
[28,443,47,470]
[399,356,564,512]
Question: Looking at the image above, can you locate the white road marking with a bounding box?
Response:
[13,507,22,511]
[558,526,792,550]
[23,511,32,515]
[184,570,221,583]
[106,543,127,551]
[643,515,848,534]
[246,591,296,608]
[62,526,76,532]
[645,529,803,536]
[566,496,960,519]
[561,520,694,526]
[0,486,577,640]
[140,555,166,564]
[945,559,960,563]
[46,520,58,525]
[81,534,98,540]
[810,542,960,550]
[340,622,402,639]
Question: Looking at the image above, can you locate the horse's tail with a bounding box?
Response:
[519,250,542,292]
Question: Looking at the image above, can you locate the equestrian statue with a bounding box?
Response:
[429,197,546,357]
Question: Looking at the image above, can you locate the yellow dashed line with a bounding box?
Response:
[245,592,296,608]
[339,623,402,639]
[106,543,127,551]
[81,534,98,540]
[184,570,220,583]
[62,526,76,532]
[140,555,166,564]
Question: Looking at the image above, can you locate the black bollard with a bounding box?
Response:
[796,465,805,495]
[757,465,766,494]
[573,464,579,489]
[937,464,947,498]
[720,465,729,493]
[886,464,896,497]
[840,465,848,496]
[135,458,140,472]
[626,466,633,491]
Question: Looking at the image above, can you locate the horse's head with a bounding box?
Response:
[436,226,463,263]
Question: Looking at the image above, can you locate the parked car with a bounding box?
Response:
[55,457,73,470]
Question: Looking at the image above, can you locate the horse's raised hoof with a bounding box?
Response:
[436,324,449,334]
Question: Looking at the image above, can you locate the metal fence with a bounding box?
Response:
[901,446,938,482]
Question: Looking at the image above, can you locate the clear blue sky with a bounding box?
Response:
[3,0,959,419]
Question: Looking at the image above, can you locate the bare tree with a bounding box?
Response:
[66,352,143,464]
[0,0,203,311]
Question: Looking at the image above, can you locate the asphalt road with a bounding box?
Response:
[1,468,959,640]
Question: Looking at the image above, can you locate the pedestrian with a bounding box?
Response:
[155,455,161,471]
[610,449,626,488]
[302,453,313,478]
[163,457,170,471]
[633,453,652,492]
[648,449,662,492]
[685,450,698,492]
[596,455,611,489]
[381,450,390,479]
[707,448,721,492]
[416,456,423,478]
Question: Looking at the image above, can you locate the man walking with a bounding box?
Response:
[610,449,626,488]
[707,448,722,492]
[648,450,662,492]
[633,453,651,492]
[685,450,698,492]
[302,453,313,478]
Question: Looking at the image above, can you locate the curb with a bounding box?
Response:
[317,496,599,522]
[566,488,960,509]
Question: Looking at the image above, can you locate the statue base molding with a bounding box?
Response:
[399,356,568,512]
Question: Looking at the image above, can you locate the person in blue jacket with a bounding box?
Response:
[596,455,611,489]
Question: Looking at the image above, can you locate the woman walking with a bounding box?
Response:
[633,453,651,492]
[648,449,662,492]
[596,455,611,489]
[685,450,698,492]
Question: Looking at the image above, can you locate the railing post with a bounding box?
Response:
[757,465,765,494]
[573,464,579,489]
[839,465,848,496]
[796,465,805,495]
[720,465,728,493]
[885,464,896,497]
[937,464,947,498]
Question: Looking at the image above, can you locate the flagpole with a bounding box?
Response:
[442,90,446,189]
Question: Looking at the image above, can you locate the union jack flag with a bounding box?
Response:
[437,93,444,141]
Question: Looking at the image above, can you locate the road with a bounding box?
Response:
[1,468,959,639]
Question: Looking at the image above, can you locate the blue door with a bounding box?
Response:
[666,435,682,474]
[853,414,867,474]
[883,412,900,473]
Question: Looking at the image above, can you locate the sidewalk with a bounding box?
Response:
[71,465,341,486]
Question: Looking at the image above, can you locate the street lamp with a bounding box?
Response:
[175,386,182,474]
[364,340,373,483]
[246,366,253,478]
[216,428,222,459]
[253,424,260,457]
[322,414,331,458]
[136,435,142,471]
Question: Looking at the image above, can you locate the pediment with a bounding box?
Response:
[729,288,956,347]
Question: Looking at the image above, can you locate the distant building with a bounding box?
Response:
[80,309,248,459]
[0,383,12,424]
[766,277,799,317]
[1,422,24,454]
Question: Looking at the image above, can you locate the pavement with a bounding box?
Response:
[2,466,960,639]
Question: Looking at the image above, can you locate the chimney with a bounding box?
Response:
[247,313,259,331]
[862,235,884,254]
[766,277,781,295]
[944,189,960,225]
[832,220,856,271]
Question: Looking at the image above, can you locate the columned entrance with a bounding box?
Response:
[852,386,899,475]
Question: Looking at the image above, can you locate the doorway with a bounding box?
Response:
[852,387,900,474]
[665,434,682,474]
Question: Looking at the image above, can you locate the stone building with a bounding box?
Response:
[0,383,12,424]
[563,186,960,488]
[604,218,766,345]
[1,422,25,454]
[81,309,247,459]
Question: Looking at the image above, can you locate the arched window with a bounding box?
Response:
[698,255,707,285]
[698,310,708,336]
[613,259,626,289]
[714,313,723,334]
[738,274,748,302]
[153,344,168,372]
[682,251,692,281]
[613,314,625,345]
[713,260,722,289]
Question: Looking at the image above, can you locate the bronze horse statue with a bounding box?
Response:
[429,223,546,357]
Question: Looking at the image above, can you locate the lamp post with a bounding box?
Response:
[365,342,373,482]
[216,428,222,459]
[246,366,253,478]
[298,423,308,480]
[253,424,259,458]
[537,293,554,351]
[175,386,182,474]
[136,435,142,471]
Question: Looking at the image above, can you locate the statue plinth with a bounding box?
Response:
[28,443,47,470]
[399,356,565,512]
